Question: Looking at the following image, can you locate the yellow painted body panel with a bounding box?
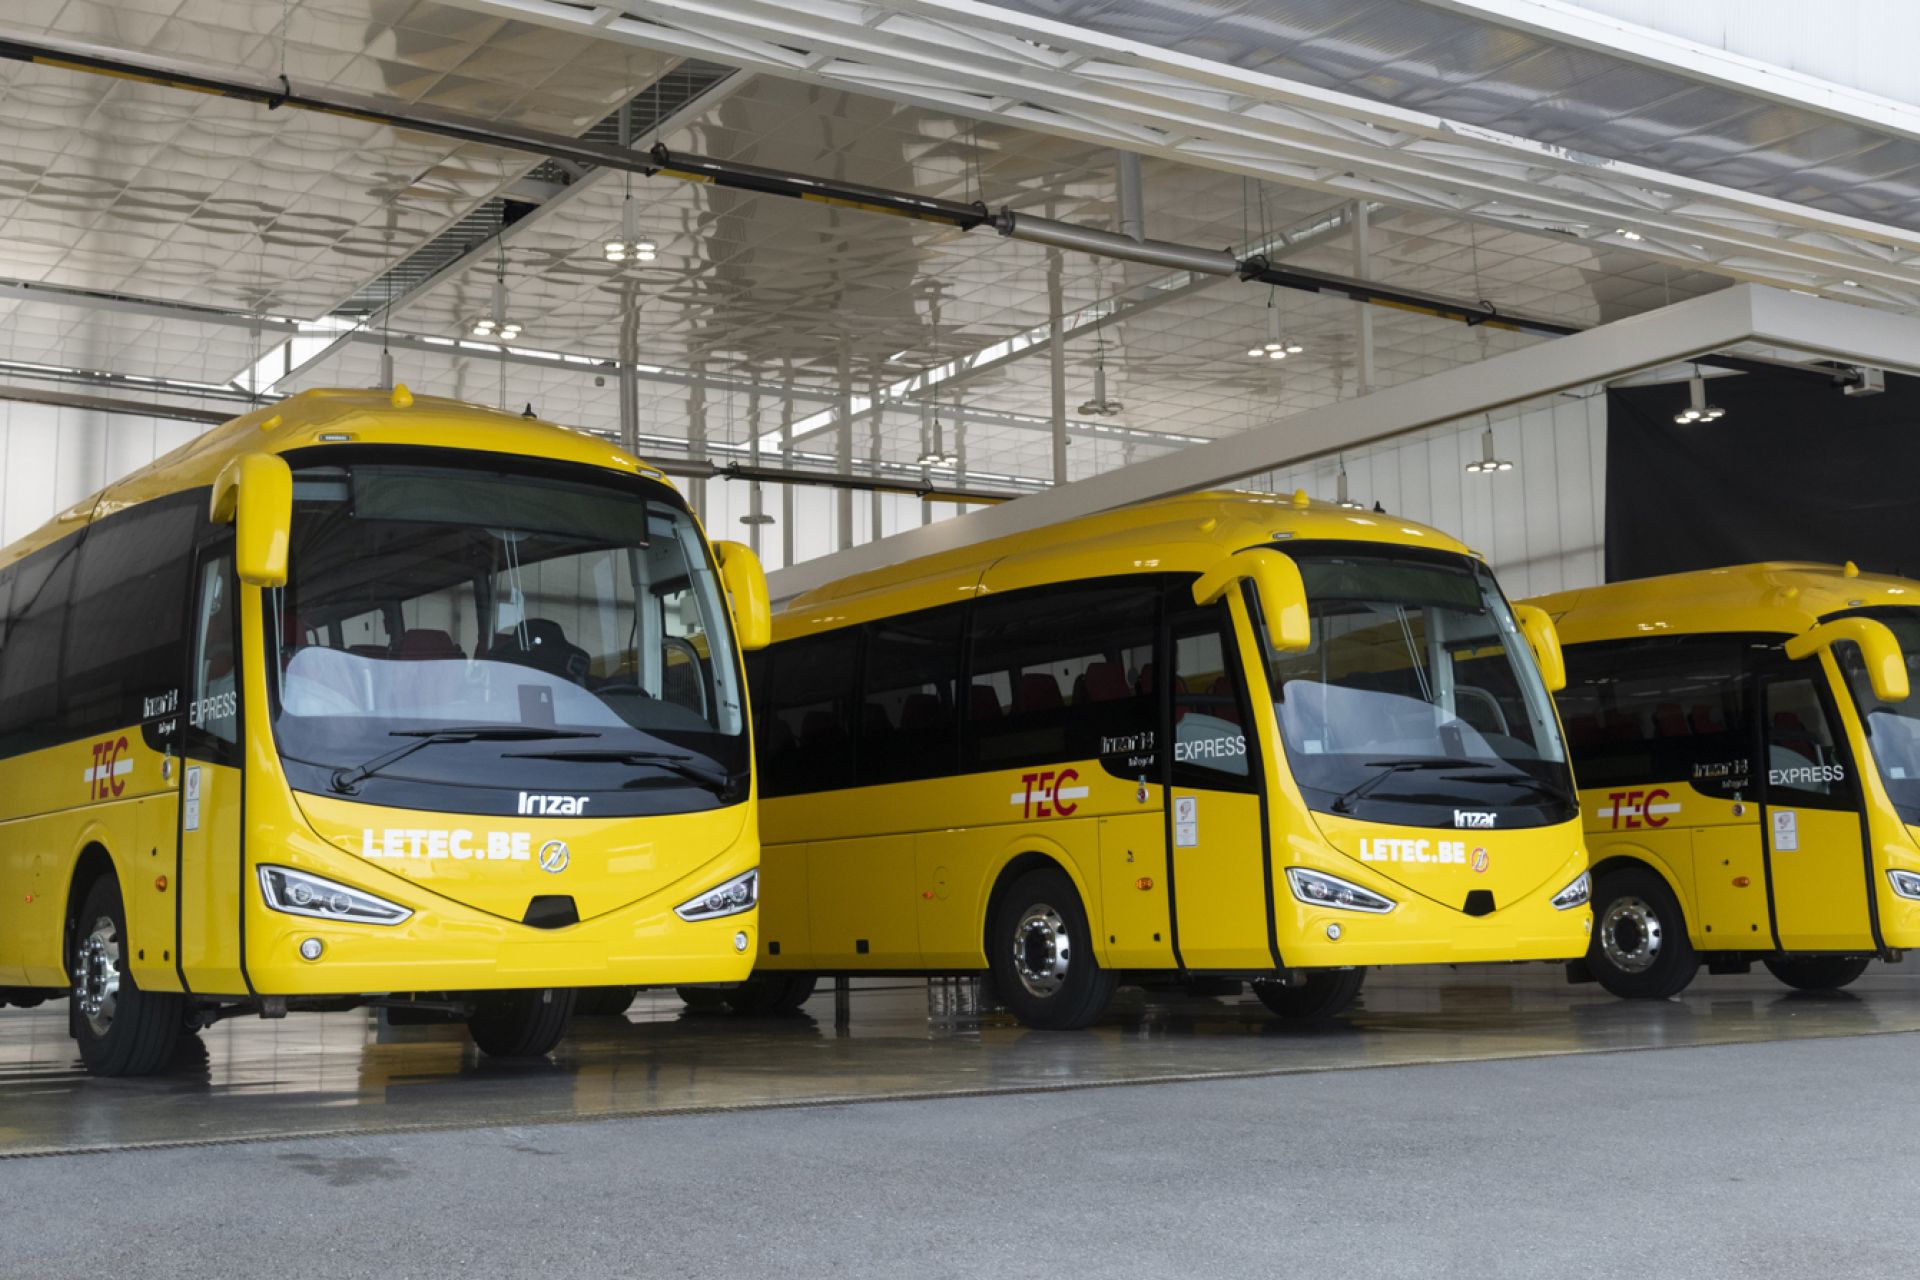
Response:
[1534,562,1920,955]
[0,389,757,999]
[759,491,1590,976]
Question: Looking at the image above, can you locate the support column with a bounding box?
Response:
[687,367,708,520]
[869,366,884,540]
[779,377,795,568]
[1353,200,1375,396]
[835,341,854,552]
[1048,249,1068,486]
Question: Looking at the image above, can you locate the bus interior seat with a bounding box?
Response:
[1773,710,1821,760]
[800,709,849,750]
[898,692,946,733]
[348,644,390,659]
[1689,704,1724,734]
[490,618,590,681]
[1208,675,1241,725]
[861,702,895,742]
[968,684,1003,720]
[1135,663,1188,697]
[1015,673,1064,713]
[1075,661,1130,704]
[1652,703,1688,737]
[393,628,465,661]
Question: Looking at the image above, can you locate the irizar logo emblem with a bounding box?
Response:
[518,792,589,816]
[1453,810,1496,829]
[538,840,571,874]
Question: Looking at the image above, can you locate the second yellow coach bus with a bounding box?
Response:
[1533,563,1920,998]
[740,491,1593,1027]
[0,387,770,1074]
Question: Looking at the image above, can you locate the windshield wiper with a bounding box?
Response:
[1331,758,1492,814]
[331,726,599,794]
[1444,769,1568,801]
[503,748,732,796]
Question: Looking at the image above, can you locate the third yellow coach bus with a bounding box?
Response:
[1532,562,1920,998]
[739,490,1593,1027]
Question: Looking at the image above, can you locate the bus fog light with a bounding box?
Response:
[1326,923,1342,940]
[1286,867,1395,914]
[734,931,749,953]
[299,938,324,961]
[259,866,412,926]
[676,870,758,921]
[1551,871,1592,911]
[1889,869,1920,901]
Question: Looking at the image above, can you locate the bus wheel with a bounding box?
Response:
[1764,956,1871,991]
[1253,968,1365,1021]
[676,985,732,1011]
[71,877,183,1076]
[1589,868,1698,999]
[724,974,818,1016]
[990,868,1117,1030]
[573,986,637,1017]
[467,988,576,1058]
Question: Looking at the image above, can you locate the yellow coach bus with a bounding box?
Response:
[1532,563,1920,998]
[0,387,770,1075]
[738,490,1592,1027]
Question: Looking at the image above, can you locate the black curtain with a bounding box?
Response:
[1606,371,1920,582]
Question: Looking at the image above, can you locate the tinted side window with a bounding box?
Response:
[1764,675,1856,809]
[1171,604,1254,788]
[0,537,80,756]
[967,583,1158,770]
[1557,637,1757,796]
[63,497,197,739]
[859,607,962,785]
[756,627,859,797]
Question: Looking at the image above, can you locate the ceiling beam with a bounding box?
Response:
[766,283,1920,599]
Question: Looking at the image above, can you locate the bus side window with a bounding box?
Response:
[1171,616,1253,784]
[1764,675,1855,808]
[858,607,962,786]
[757,628,859,797]
[966,583,1157,771]
[0,538,79,759]
[187,553,241,755]
[62,496,197,744]
[1559,637,1753,798]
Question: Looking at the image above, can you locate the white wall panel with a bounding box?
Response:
[0,403,214,550]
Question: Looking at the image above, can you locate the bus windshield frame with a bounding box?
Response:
[1829,605,1920,826]
[261,449,748,816]
[1259,541,1577,827]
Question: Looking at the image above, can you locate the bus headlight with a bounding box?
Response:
[675,869,758,921]
[1888,869,1920,901]
[1286,867,1395,914]
[258,866,412,926]
[1551,871,1592,911]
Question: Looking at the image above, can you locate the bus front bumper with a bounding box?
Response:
[1276,882,1591,970]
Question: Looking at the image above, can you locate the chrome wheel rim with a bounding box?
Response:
[1600,895,1662,975]
[75,913,121,1037]
[1012,903,1072,998]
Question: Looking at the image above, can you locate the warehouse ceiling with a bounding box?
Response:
[0,0,1902,513]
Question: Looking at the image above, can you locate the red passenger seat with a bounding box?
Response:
[1075,661,1130,704]
[1653,703,1687,737]
[1015,673,1064,713]
[394,629,465,661]
[968,685,1003,720]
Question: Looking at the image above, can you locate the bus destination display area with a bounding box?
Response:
[6,3,1920,1276]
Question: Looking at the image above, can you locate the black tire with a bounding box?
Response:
[1588,867,1698,999]
[676,985,732,1011]
[988,867,1117,1029]
[1764,955,1871,991]
[467,988,576,1058]
[723,973,818,1016]
[71,875,184,1077]
[573,986,637,1017]
[1253,968,1365,1021]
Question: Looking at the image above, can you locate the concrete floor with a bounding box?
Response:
[4,965,1919,1276]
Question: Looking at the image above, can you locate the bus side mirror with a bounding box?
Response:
[713,540,771,651]
[1786,617,1910,703]
[209,453,292,588]
[1511,604,1567,694]
[1193,550,1311,652]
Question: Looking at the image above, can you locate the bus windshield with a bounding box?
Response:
[265,459,746,812]
[1835,609,1920,825]
[1263,546,1575,825]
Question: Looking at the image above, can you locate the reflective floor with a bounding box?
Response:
[6,963,1920,1158]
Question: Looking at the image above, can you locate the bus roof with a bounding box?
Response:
[0,387,668,568]
[779,489,1475,635]
[1530,562,1920,643]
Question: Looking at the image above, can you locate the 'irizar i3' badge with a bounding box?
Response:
[538,840,571,874]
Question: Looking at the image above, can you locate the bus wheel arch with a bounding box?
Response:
[1586,856,1699,1000]
[65,857,185,1075]
[983,853,1116,1030]
[63,842,119,984]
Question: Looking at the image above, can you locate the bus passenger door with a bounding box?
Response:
[176,545,248,994]
[1762,667,1873,951]
[1166,606,1272,971]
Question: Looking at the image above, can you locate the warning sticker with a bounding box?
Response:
[1772,808,1798,852]
[1173,795,1198,848]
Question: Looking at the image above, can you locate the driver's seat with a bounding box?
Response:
[490,618,590,681]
